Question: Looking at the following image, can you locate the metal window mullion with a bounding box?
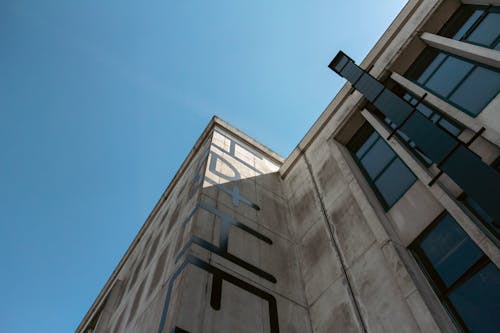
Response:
[372,155,398,183]
[389,72,493,142]
[362,109,500,267]
[358,135,382,160]
[351,152,391,210]
[460,7,489,42]
[445,63,478,99]
[491,34,500,49]
[441,297,473,333]
[421,53,449,86]
[411,216,475,333]
[444,255,489,294]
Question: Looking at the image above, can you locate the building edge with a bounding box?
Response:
[75,115,283,333]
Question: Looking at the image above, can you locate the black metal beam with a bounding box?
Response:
[329,51,500,224]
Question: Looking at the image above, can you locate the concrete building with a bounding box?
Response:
[77,1,500,332]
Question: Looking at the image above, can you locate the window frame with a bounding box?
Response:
[410,212,496,333]
[457,156,500,245]
[371,81,464,168]
[440,5,500,50]
[347,123,417,211]
[406,48,500,117]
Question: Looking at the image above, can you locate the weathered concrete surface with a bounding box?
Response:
[102,125,311,333]
[298,218,342,305]
[309,277,363,333]
[82,119,456,333]
[78,2,500,331]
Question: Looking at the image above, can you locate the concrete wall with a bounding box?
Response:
[101,136,213,333]
[156,128,311,333]
[78,1,500,332]
[88,119,452,333]
[281,135,445,333]
[92,126,313,333]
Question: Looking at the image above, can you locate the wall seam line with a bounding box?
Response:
[301,148,368,333]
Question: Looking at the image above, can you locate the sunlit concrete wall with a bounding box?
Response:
[77,0,500,332]
[150,128,311,332]
[93,120,448,333]
[86,123,314,333]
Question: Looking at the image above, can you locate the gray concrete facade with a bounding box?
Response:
[77,1,500,332]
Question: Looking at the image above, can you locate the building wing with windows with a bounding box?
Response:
[77,1,500,332]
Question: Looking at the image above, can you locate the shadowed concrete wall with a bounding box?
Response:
[93,122,447,333]
[282,135,443,333]
[91,126,313,333]
[77,1,500,331]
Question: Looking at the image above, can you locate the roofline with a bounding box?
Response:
[75,116,282,332]
[279,0,431,177]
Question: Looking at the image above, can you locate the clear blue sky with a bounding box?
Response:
[0,1,406,332]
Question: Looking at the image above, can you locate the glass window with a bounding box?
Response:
[419,214,483,287]
[417,53,447,85]
[424,56,474,97]
[359,139,394,178]
[452,9,483,41]
[406,48,500,117]
[448,262,500,333]
[458,157,500,243]
[441,5,500,50]
[374,159,416,206]
[401,94,463,137]
[466,12,500,48]
[377,84,463,166]
[347,123,416,209]
[411,213,500,333]
[449,66,500,113]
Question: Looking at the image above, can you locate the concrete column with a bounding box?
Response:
[361,109,500,268]
[420,32,500,69]
[390,72,500,146]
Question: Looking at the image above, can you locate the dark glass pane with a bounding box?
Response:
[373,89,414,125]
[448,262,500,333]
[400,111,457,163]
[355,73,385,100]
[398,91,462,139]
[415,148,433,165]
[453,9,484,40]
[449,66,500,116]
[420,214,483,287]
[347,123,375,157]
[464,196,500,239]
[417,53,446,85]
[360,138,395,179]
[374,158,416,207]
[425,56,474,97]
[356,132,378,159]
[442,145,500,225]
[465,12,500,48]
[341,61,363,83]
